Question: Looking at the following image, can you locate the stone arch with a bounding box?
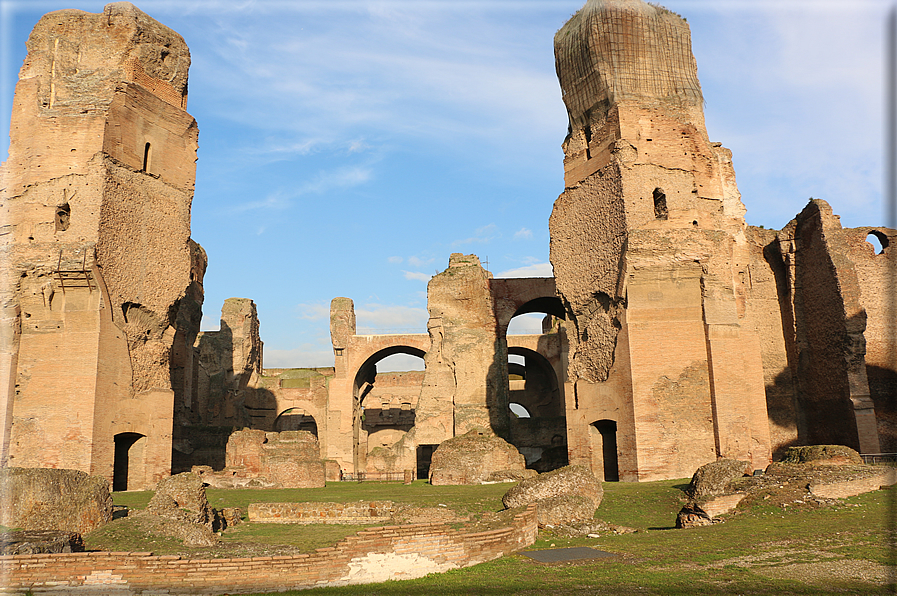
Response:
[506,346,567,472]
[113,432,146,491]
[274,408,319,436]
[352,345,426,474]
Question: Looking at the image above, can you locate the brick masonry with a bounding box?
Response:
[0,505,537,594]
[248,501,396,524]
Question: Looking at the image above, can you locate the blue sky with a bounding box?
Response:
[1,0,891,370]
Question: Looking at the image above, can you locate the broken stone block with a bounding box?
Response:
[502,465,603,526]
[780,445,863,466]
[429,428,526,485]
[687,459,751,498]
[0,468,112,534]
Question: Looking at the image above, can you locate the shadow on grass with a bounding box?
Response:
[647,526,676,531]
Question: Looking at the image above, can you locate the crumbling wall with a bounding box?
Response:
[777,201,881,454]
[414,254,509,440]
[742,226,800,458]
[219,429,325,488]
[0,2,200,489]
[550,0,771,481]
[843,227,897,451]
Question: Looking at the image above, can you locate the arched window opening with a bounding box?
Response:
[653,188,668,220]
[142,142,152,173]
[584,124,593,160]
[867,231,889,255]
[509,402,531,418]
[274,408,318,436]
[506,346,567,472]
[113,432,146,491]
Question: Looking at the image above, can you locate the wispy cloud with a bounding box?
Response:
[295,303,330,320]
[496,262,553,278]
[388,256,403,264]
[452,223,498,247]
[264,345,334,369]
[230,166,372,213]
[403,271,432,282]
[407,255,435,267]
[513,227,533,240]
[355,303,428,332]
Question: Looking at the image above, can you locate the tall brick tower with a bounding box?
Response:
[0,2,204,489]
[550,0,774,480]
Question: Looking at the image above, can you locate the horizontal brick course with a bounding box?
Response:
[2,505,536,594]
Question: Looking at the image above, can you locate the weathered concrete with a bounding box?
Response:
[429,428,527,485]
[0,467,112,535]
[0,2,201,489]
[551,0,771,481]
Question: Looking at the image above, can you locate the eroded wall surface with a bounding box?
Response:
[0,2,200,489]
[776,201,885,454]
[551,0,770,480]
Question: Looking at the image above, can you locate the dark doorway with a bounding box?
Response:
[592,420,619,482]
[113,432,144,491]
[416,444,437,480]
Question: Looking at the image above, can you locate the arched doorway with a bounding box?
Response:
[506,345,567,472]
[352,346,426,476]
[589,420,619,482]
[113,432,146,491]
[504,296,568,472]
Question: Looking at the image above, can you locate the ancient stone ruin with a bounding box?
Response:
[1,0,894,491]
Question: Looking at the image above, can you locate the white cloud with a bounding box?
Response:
[403,271,432,282]
[263,346,334,369]
[452,223,498,247]
[200,315,220,332]
[496,262,553,278]
[407,255,435,267]
[388,256,403,264]
[513,227,533,240]
[229,165,373,213]
[355,303,429,332]
[295,303,330,320]
[376,353,426,373]
[507,313,545,335]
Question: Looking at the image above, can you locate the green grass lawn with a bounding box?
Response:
[104,479,896,595]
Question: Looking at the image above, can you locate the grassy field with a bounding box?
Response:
[98,479,896,595]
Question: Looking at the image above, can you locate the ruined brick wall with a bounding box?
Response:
[1,506,538,593]
[742,227,800,458]
[0,3,200,489]
[418,254,509,439]
[248,501,395,524]
[843,227,897,451]
[777,201,882,454]
[550,0,770,481]
[224,429,325,488]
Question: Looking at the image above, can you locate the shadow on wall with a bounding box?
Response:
[867,365,897,452]
[487,336,511,440]
[171,316,278,473]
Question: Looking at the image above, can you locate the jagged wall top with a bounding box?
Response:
[21,2,190,110]
[555,0,702,128]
